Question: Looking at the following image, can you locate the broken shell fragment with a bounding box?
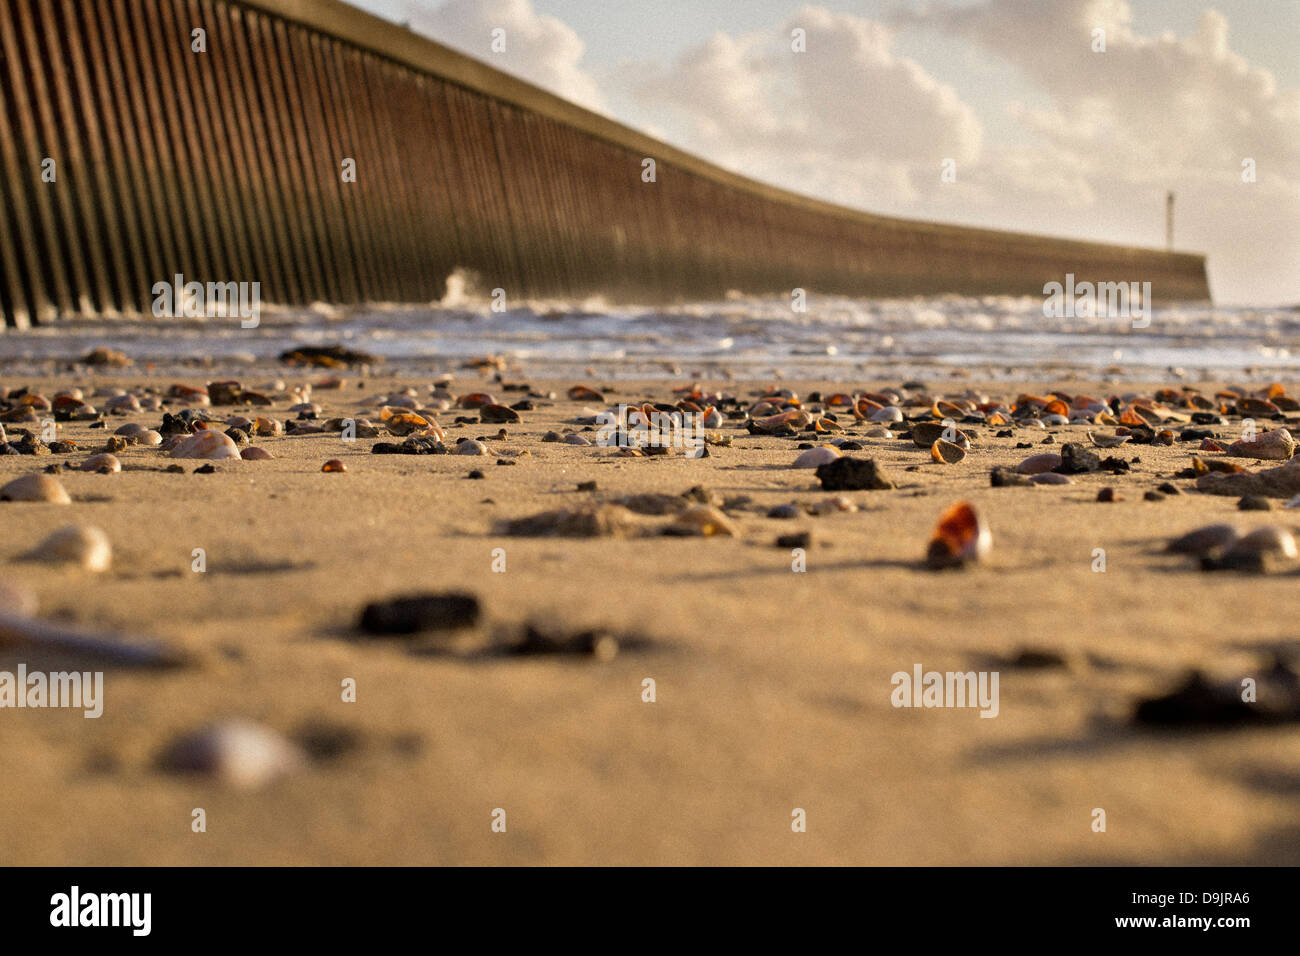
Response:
[1,474,71,504]
[24,524,112,571]
[925,500,991,569]
[1087,431,1131,449]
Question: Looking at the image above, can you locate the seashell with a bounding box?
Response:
[457,392,496,409]
[665,504,738,537]
[910,421,970,449]
[562,433,591,446]
[479,403,521,424]
[322,459,347,473]
[1029,472,1072,485]
[383,411,433,436]
[1228,428,1295,461]
[1285,493,1300,509]
[870,406,903,422]
[104,393,141,413]
[809,495,858,515]
[159,719,306,790]
[457,439,488,455]
[1015,453,1062,474]
[1,474,71,503]
[701,406,724,428]
[170,430,241,460]
[1200,438,1225,452]
[1044,398,1070,417]
[24,524,111,571]
[567,385,605,402]
[925,500,991,569]
[1041,413,1069,426]
[1165,523,1239,555]
[1088,431,1131,449]
[931,438,966,464]
[1020,418,1046,429]
[241,446,274,460]
[755,409,812,431]
[80,453,121,474]
[792,446,841,469]
[1226,526,1297,560]
[986,412,1010,426]
[863,426,894,438]
[252,416,283,437]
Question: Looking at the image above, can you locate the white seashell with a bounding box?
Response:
[1228,526,1297,559]
[1021,419,1045,429]
[870,406,903,422]
[562,434,591,446]
[457,439,489,455]
[160,719,306,790]
[1285,493,1300,509]
[80,453,121,473]
[1041,414,1069,426]
[1,474,71,504]
[137,429,162,447]
[1088,431,1131,449]
[792,446,841,468]
[25,524,112,571]
[863,427,894,438]
[170,430,241,460]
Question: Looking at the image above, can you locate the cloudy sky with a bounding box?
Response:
[346,0,1298,305]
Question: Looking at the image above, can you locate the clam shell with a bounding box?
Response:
[561,434,591,446]
[1015,453,1063,474]
[1029,472,1072,485]
[925,500,991,569]
[1,474,71,504]
[863,427,894,439]
[792,446,841,469]
[170,430,241,460]
[457,439,489,455]
[1087,431,1131,449]
[80,453,121,473]
[159,719,306,790]
[870,406,903,423]
[930,439,966,464]
[1041,413,1070,426]
[911,421,970,449]
[24,524,111,571]
[241,446,275,460]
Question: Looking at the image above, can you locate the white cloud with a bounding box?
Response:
[402,0,606,112]
[618,6,982,205]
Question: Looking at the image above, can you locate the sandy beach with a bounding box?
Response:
[2,363,1298,866]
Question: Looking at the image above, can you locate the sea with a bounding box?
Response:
[2,294,1298,383]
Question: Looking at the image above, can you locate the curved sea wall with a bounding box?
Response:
[0,0,1210,329]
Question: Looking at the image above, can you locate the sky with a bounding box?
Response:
[345,0,1299,305]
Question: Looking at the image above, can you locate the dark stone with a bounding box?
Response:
[1157,482,1181,495]
[767,504,801,519]
[466,469,485,479]
[577,480,598,491]
[359,592,481,635]
[1009,648,1067,669]
[1041,435,1055,444]
[1054,442,1100,474]
[838,440,864,451]
[1191,412,1226,425]
[507,624,619,658]
[370,436,447,455]
[1100,457,1132,474]
[1096,487,1118,502]
[1238,495,1272,511]
[1179,427,1217,442]
[990,466,1032,487]
[194,463,216,474]
[815,456,895,491]
[776,531,812,549]
[510,399,535,411]
[995,429,1014,438]
[1144,490,1166,501]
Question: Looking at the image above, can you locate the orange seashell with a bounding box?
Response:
[825,393,854,408]
[1215,390,1240,400]
[925,501,991,569]
[932,400,965,419]
[1044,399,1070,417]
[1119,406,1147,426]
[986,411,1010,426]
[567,385,605,402]
[1070,394,1098,409]
[457,392,496,409]
[1237,397,1279,416]
[931,439,966,464]
[1265,383,1287,399]
[322,459,347,473]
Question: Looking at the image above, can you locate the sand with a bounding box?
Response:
[1,369,1298,865]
